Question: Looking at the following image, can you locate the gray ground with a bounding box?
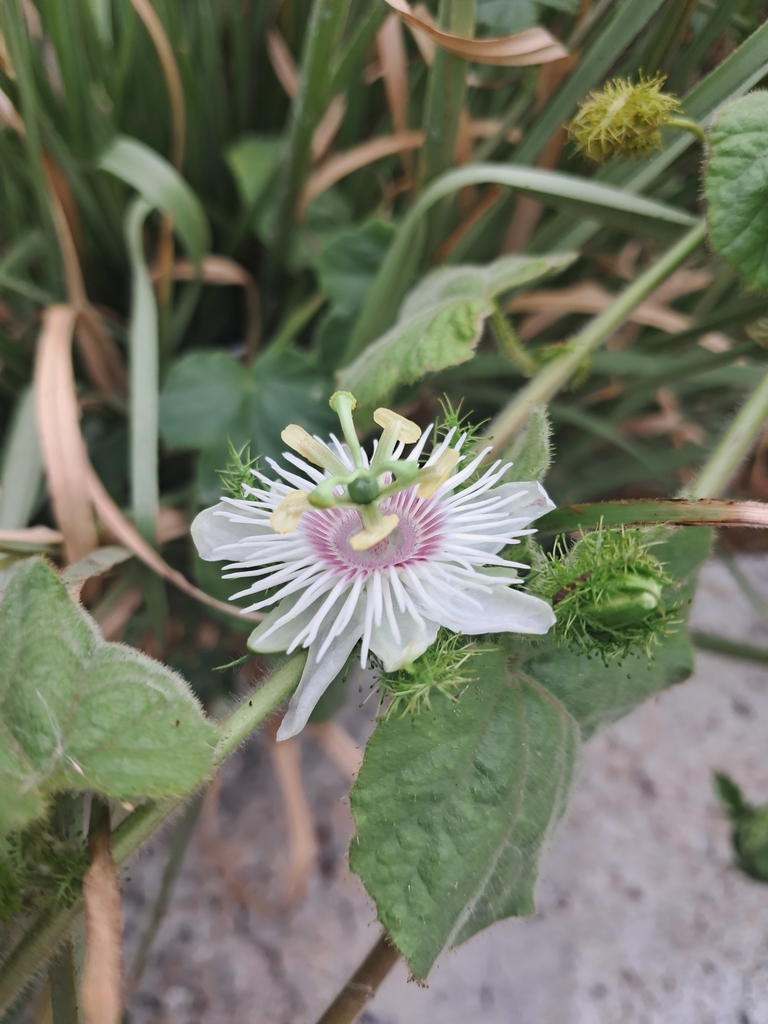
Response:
[124,556,768,1024]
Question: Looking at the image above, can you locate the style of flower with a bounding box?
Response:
[192,393,556,739]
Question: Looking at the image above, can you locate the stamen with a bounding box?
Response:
[349,513,400,551]
[270,490,313,533]
[281,425,347,475]
[370,408,422,472]
[416,449,461,499]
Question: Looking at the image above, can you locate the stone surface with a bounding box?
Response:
[124,556,768,1024]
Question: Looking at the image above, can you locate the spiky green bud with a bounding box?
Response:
[531,526,677,661]
[217,439,259,499]
[379,632,480,718]
[569,75,687,162]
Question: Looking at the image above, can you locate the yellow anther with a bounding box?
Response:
[373,408,422,444]
[281,424,346,475]
[270,490,313,534]
[349,514,400,551]
[416,448,461,499]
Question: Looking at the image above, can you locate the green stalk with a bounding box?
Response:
[48,939,81,1024]
[0,654,307,1015]
[684,366,768,500]
[330,0,388,94]
[1,0,57,278]
[490,304,535,377]
[691,632,768,667]
[273,0,353,261]
[419,0,477,187]
[484,221,707,455]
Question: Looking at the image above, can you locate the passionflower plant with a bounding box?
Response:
[192,392,556,739]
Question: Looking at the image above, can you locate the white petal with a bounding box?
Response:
[446,481,555,554]
[370,606,439,671]
[413,580,555,636]
[277,613,364,740]
[191,502,272,560]
[247,592,318,653]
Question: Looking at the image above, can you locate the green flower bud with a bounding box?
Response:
[530,526,678,661]
[347,473,380,505]
[585,570,663,629]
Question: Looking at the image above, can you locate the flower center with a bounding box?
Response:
[301,491,446,573]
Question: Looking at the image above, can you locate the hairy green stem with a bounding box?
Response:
[48,938,81,1024]
[484,221,707,455]
[313,932,400,1024]
[684,365,768,499]
[490,304,536,377]
[691,631,768,666]
[0,655,306,1015]
[273,0,353,261]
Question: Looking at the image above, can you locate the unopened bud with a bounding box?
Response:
[584,571,663,629]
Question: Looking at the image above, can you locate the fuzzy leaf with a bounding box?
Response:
[0,560,217,838]
[705,91,768,291]
[350,646,579,979]
[339,254,574,406]
[521,527,711,738]
[501,405,552,482]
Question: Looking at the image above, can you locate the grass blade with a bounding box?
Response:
[0,386,43,530]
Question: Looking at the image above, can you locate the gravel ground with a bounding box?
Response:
[124,555,768,1024]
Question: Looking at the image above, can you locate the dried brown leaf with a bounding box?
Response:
[377,14,412,176]
[82,827,122,1024]
[34,306,99,564]
[299,131,424,220]
[85,463,263,622]
[166,256,260,362]
[384,0,567,65]
[267,28,299,97]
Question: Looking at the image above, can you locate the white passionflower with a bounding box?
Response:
[192,393,556,740]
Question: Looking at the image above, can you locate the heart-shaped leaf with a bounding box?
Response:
[705,91,768,291]
[338,253,574,406]
[0,559,216,838]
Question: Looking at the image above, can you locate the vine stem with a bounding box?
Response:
[313,932,400,1024]
[0,654,307,1016]
[484,220,708,456]
[683,365,768,499]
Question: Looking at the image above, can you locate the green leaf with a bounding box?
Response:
[160,347,336,505]
[98,135,211,262]
[339,253,574,406]
[522,528,711,739]
[0,560,216,838]
[349,164,696,355]
[316,219,396,316]
[225,135,283,208]
[0,387,43,530]
[501,405,552,482]
[125,197,159,543]
[705,91,768,292]
[350,646,578,980]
